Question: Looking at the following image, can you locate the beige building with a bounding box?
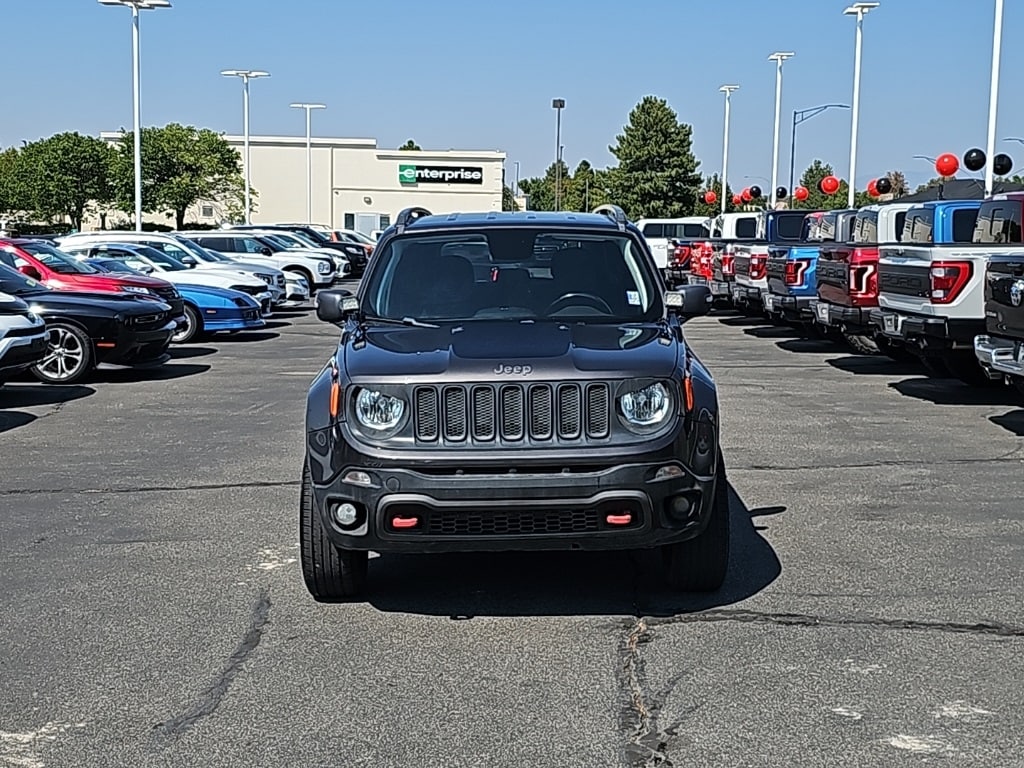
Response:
[95,132,507,233]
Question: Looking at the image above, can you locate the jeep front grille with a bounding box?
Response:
[412,382,612,445]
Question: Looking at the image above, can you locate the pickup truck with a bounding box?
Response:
[637,217,710,279]
[764,209,856,329]
[870,198,993,383]
[665,212,758,300]
[974,252,1024,395]
[732,209,820,314]
[812,202,916,357]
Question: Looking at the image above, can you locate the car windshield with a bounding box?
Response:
[284,230,320,247]
[172,235,224,261]
[0,262,50,295]
[106,245,188,271]
[14,241,100,274]
[345,231,375,245]
[90,259,143,275]
[362,228,662,324]
[261,234,294,250]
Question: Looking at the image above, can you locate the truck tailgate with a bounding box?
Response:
[877,245,985,318]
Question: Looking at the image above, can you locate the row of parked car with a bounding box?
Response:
[0,223,373,385]
[655,189,1024,396]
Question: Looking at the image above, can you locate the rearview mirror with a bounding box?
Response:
[315,289,358,324]
[665,285,712,320]
[18,265,42,281]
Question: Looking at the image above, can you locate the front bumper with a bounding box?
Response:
[0,330,48,379]
[95,319,176,368]
[307,437,718,554]
[974,334,1024,378]
[870,309,983,350]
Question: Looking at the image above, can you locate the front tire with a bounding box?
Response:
[843,331,879,355]
[662,454,730,592]
[31,323,93,384]
[300,461,368,601]
[171,305,202,344]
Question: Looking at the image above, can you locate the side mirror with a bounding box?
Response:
[665,285,712,320]
[260,247,273,256]
[315,289,358,324]
[180,255,197,268]
[18,265,42,281]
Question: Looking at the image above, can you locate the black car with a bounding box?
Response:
[0,264,177,384]
[300,205,726,600]
[228,224,369,276]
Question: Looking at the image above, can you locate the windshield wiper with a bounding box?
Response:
[362,315,440,329]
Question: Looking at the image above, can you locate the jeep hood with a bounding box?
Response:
[343,321,680,381]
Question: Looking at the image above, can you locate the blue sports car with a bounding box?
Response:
[85,258,266,343]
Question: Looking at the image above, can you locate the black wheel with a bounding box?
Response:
[919,355,953,378]
[294,268,315,298]
[31,323,93,384]
[942,351,1002,387]
[875,336,916,362]
[171,305,203,344]
[843,331,879,355]
[299,461,367,601]
[1012,377,1024,398]
[662,454,730,592]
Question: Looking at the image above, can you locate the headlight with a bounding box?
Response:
[619,382,672,433]
[120,285,151,295]
[317,261,331,274]
[354,388,405,433]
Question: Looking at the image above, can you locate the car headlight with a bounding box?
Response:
[120,285,151,295]
[354,388,405,434]
[618,382,672,433]
[317,261,331,274]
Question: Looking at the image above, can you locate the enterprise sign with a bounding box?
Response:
[399,164,484,185]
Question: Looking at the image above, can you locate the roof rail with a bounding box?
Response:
[591,204,628,231]
[395,206,433,233]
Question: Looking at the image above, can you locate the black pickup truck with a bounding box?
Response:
[974,254,1024,395]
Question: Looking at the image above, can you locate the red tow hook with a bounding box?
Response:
[605,513,633,526]
[391,515,420,529]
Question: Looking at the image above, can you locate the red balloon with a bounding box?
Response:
[732,194,743,205]
[867,179,879,197]
[741,187,752,202]
[935,152,959,178]
[821,175,840,195]
[704,190,717,205]
[794,186,809,201]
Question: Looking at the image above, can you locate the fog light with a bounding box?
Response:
[653,465,684,482]
[343,470,373,487]
[670,496,692,520]
[333,502,358,526]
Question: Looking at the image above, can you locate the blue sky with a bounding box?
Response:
[2,0,1020,192]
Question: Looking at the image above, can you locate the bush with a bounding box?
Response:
[3,221,75,236]
[109,221,173,232]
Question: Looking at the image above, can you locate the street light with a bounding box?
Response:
[913,154,937,164]
[768,52,794,207]
[552,99,565,210]
[719,85,739,215]
[290,103,326,225]
[222,69,270,224]
[1003,137,1024,145]
[788,104,850,195]
[844,2,879,207]
[513,161,520,198]
[98,0,172,232]
[986,0,1006,195]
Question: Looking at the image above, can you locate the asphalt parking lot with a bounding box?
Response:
[2,301,1023,768]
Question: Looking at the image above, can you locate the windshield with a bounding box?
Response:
[285,230,320,247]
[171,235,225,261]
[261,234,294,250]
[0,262,50,295]
[10,241,100,274]
[90,259,144,275]
[854,211,879,243]
[346,231,376,245]
[362,228,662,324]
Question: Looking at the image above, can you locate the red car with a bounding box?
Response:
[0,238,184,319]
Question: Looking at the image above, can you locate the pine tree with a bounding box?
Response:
[692,173,737,218]
[607,96,702,219]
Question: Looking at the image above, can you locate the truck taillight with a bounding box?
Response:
[672,245,691,265]
[784,259,811,286]
[849,264,877,297]
[749,255,767,280]
[722,255,735,275]
[929,261,972,304]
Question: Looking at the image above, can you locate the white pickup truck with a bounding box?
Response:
[731,209,814,314]
[871,197,997,383]
[636,217,710,273]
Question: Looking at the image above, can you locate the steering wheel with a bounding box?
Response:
[544,292,614,315]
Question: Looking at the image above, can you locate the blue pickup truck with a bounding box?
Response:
[763,208,857,329]
[732,209,822,314]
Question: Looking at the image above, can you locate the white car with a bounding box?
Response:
[0,289,48,384]
[236,229,352,277]
[179,231,339,290]
[56,231,288,305]
[60,242,278,315]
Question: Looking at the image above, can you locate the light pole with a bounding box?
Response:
[719,85,739,215]
[844,3,879,207]
[222,69,270,224]
[789,104,850,195]
[768,52,794,208]
[99,0,171,232]
[986,0,1005,196]
[552,98,565,210]
[514,160,520,198]
[290,103,326,224]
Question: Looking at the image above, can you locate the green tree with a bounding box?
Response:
[518,159,571,211]
[606,96,702,219]
[502,184,519,211]
[113,123,245,229]
[399,139,421,151]
[794,159,861,211]
[0,147,22,216]
[692,173,737,218]
[10,133,115,229]
[563,160,610,211]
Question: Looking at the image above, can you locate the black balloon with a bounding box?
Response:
[994,153,1014,176]
[749,185,762,199]
[776,186,788,199]
[875,177,892,195]
[817,178,825,193]
[963,148,986,172]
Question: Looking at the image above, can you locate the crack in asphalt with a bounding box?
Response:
[150,591,271,749]
[645,608,1024,638]
[0,479,300,497]
[729,452,1024,473]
